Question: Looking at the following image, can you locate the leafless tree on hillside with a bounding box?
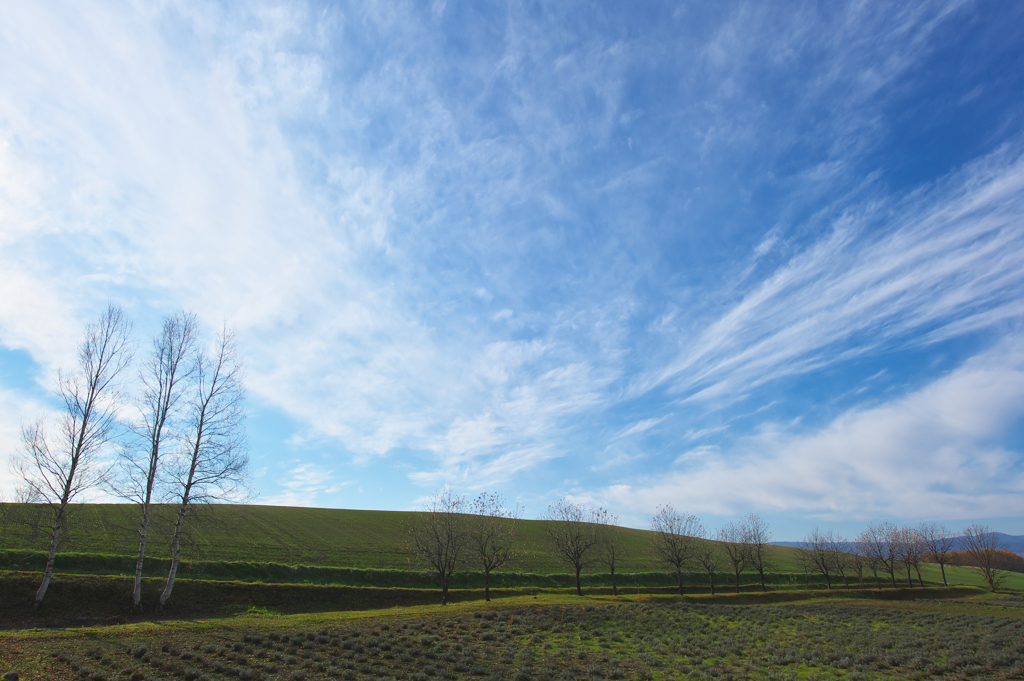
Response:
[692,521,724,594]
[596,511,621,596]
[408,488,469,605]
[467,492,520,603]
[919,522,956,587]
[115,312,197,609]
[542,498,606,596]
[159,325,249,607]
[960,523,1007,592]
[718,522,749,593]
[828,534,855,589]
[854,538,883,587]
[801,527,837,589]
[859,522,899,587]
[741,514,773,592]
[11,304,134,607]
[894,526,925,587]
[650,505,701,596]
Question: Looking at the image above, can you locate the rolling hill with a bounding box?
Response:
[2,503,1020,591]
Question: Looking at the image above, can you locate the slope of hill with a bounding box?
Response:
[0,503,808,573]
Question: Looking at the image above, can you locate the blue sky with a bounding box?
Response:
[2,0,1023,539]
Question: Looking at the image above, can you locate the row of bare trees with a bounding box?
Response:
[649,505,773,595]
[536,501,776,596]
[407,490,521,604]
[800,521,1008,591]
[406,492,779,602]
[9,304,249,608]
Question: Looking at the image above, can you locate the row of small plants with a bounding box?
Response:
[53,599,1024,681]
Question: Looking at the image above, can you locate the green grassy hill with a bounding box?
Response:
[0,503,799,572]
[1,503,1019,591]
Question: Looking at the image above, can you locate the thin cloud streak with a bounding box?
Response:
[641,145,1024,404]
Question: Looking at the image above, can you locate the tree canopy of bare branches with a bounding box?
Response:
[858,521,899,588]
[692,521,724,594]
[741,514,773,592]
[650,505,701,595]
[542,498,607,596]
[893,525,925,587]
[467,492,520,603]
[718,522,750,593]
[117,311,197,609]
[596,511,621,596]
[800,527,850,589]
[12,304,134,606]
[918,522,956,587]
[408,489,469,605]
[961,523,1007,592]
[159,325,248,607]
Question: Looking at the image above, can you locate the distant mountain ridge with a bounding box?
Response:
[772,532,1024,556]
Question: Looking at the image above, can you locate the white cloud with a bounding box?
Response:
[264,463,338,507]
[605,339,1024,521]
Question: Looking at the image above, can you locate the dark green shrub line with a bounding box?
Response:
[0,549,952,590]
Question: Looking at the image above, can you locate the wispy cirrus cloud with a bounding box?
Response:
[640,144,1024,404]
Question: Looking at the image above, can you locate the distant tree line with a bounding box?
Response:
[799,521,1010,592]
[7,304,250,609]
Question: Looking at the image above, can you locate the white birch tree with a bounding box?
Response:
[118,311,197,609]
[159,325,248,607]
[12,304,134,607]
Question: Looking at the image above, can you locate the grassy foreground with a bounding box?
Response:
[2,589,1023,681]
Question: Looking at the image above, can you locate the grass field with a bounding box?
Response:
[2,503,1021,596]
[0,503,727,572]
[2,589,1023,680]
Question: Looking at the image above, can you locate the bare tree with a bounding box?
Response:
[854,537,883,587]
[650,505,701,596]
[741,514,772,592]
[919,522,955,587]
[859,522,899,587]
[408,489,469,604]
[116,312,197,609]
[960,523,1007,592]
[801,527,836,589]
[159,326,248,607]
[466,492,520,603]
[718,523,749,593]
[542,498,606,596]
[692,521,724,594]
[828,534,854,589]
[894,526,925,587]
[596,511,621,596]
[11,304,134,607]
